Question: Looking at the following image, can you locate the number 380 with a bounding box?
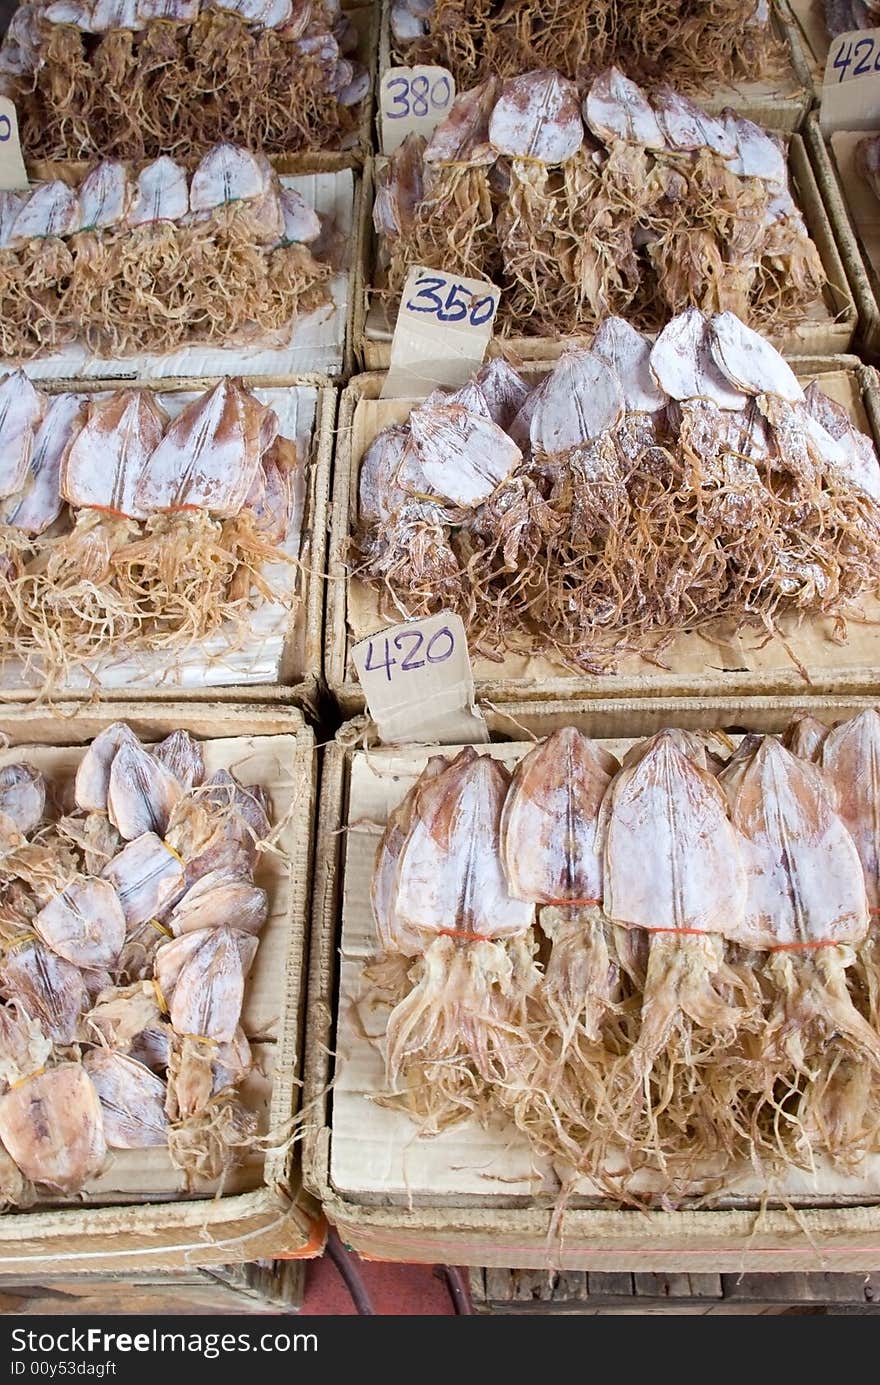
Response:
[385,73,453,119]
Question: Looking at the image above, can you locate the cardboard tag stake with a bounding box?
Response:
[821,27,880,133]
[352,612,489,745]
[380,66,456,155]
[381,263,500,399]
[0,98,29,192]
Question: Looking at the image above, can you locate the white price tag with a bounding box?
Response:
[380,66,456,154]
[352,612,488,745]
[821,27,880,132]
[381,263,500,399]
[0,98,28,192]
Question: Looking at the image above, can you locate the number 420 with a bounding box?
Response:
[364,626,455,681]
[832,36,880,81]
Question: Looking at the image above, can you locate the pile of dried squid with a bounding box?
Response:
[0,143,334,361]
[1,0,369,160]
[356,309,880,675]
[369,707,880,1203]
[0,371,305,689]
[0,722,275,1200]
[375,67,825,340]
[391,0,782,94]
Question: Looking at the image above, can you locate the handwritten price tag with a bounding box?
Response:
[821,27,880,132]
[352,612,488,745]
[381,264,500,399]
[380,65,456,154]
[0,98,28,192]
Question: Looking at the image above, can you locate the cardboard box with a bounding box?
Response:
[326,355,880,713]
[304,696,880,1271]
[0,376,335,709]
[359,135,854,368]
[805,112,880,360]
[9,157,368,380]
[0,701,320,1272]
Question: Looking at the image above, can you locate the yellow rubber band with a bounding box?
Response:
[3,930,37,957]
[11,1066,44,1090]
[152,978,169,1015]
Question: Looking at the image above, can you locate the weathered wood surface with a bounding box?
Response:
[469,1269,880,1315]
[0,1261,305,1315]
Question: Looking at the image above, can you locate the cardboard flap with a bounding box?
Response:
[352,612,488,745]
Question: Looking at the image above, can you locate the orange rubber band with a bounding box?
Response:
[542,897,603,908]
[770,939,847,953]
[646,927,717,937]
[436,928,495,943]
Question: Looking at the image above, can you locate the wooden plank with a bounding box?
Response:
[468,1268,487,1305]
[471,1266,880,1312]
[484,1268,513,1303]
[586,1273,635,1297]
[721,1273,874,1303]
[633,1274,714,1299]
[553,1272,589,1301]
[687,1274,725,1297]
[511,1270,556,1302]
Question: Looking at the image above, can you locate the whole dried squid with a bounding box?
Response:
[371,747,537,1130]
[719,735,878,1169]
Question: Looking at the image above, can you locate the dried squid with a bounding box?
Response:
[357,309,880,678]
[0,1064,106,1193]
[0,719,277,1199]
[501,729,621,1050]
[371,747,538,1130]
[391,0,782,94]
[376,77,499,302]
[593,731,762,1182]
[5,1,370,160]
[363,713,880,1200]
[374,67,824,342]
[0,147,334,362]
[0,375,305,692]
[719,735,879,1168]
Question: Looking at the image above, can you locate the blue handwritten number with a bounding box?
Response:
[410,74,430,116]
[385,76,410,119]
[406,274,497,326]
[469,293,496,326]
[426,627,454,663]
[0,116,11,142]
[432,75,452,109]
[833,39,854,81]
[440,282,469,322]
[364,637,395,681]
[854,37,875,75]
[365,626,453,679]
[405,274,446,315]
[393,630,425,670]
[386,74,453,119]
